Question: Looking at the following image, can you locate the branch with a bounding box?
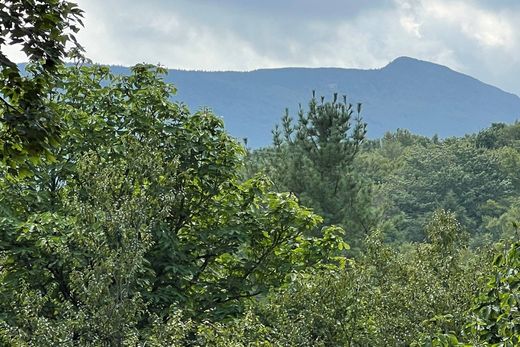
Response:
[190,253,217,284]
[214,290,263,305]
[241,226,285,281]
[0,95,22,114]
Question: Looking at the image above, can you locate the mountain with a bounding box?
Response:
[114,57,520,147]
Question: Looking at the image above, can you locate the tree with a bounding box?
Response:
[0,63,347,345]
[257,92,373,251]
[271,92,366,209]
[0,0,83,172]
[465,240,520,345]
[476,122,520,150]
[382,139,513,242]
[193,211,487,346]
[414,239,519,347]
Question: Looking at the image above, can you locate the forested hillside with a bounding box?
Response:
[1,1,519,346]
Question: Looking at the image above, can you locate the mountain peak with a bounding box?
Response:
[388,56,423,65]
[382,56,457,77]
[383,56,451,70]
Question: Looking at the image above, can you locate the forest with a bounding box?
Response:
[0,1,519,346]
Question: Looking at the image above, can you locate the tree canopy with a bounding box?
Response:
[0,0,83,172]
[1,1,519,345]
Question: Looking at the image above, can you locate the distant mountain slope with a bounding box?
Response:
[116,57,520,147]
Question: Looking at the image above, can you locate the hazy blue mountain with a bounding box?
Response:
[111,57,520,147]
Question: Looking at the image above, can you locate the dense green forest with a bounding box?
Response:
[1,1,519,346]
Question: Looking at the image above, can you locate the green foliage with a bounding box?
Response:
[0,0,84,171]
[203,211,486,346]
[2,3,520,344]
[243,210,498,347]
[248,92,376,253]
[270,92,366,222]
[195,310,273,346]
[358,211,483,345]
[476,122,520,150]
[379,139,513,242]
[252,269,374,346]
[414,239,520,347]
[0,64,348,344]
[465,241,520,345]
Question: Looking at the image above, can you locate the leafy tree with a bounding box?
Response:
[194,211,487,346]
[414,238,519,347]
[464,240,520,345]
[382,140,513,242]
[3,2,520,344]
[0,0,83,172]
[354,211,483,345]
[476,122,520,150]
[494,145,520,192]
[484,200,520,241]
[0,63,347,345]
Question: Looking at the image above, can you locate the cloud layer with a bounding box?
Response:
[5,0,520,95]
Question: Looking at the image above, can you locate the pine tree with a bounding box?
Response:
[269,92,375,250]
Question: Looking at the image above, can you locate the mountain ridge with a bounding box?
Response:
[88,57,520,147]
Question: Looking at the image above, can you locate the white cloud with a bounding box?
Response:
[424,1,514,48]
[395,0,423,37]
[400,16,422,38]
[6,0,515,94]
[2,41,26,63]
[389,0,520,92]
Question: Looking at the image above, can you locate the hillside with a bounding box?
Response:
[114,57,520,147]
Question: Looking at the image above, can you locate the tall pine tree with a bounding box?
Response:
[268,92,378,250]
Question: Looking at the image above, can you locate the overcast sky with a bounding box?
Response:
[7,0,520,95]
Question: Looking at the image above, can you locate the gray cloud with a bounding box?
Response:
[70,0,520,95]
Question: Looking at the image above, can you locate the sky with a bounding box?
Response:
[6,0,520,95]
